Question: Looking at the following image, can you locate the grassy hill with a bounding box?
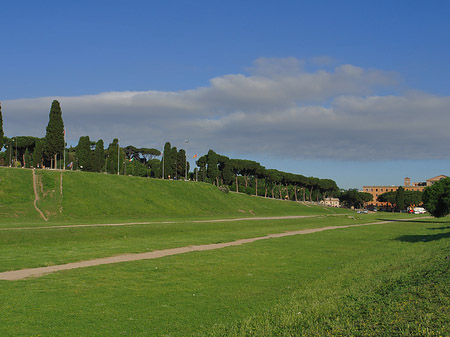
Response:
[0,168,41,223]
[0,167,347,225]
[1,167,448,336]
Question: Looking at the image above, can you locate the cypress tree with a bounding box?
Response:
[44,100,65,168]
[4,140,12,167]
[76,136,92,171]
[92,139,105,172]
[396,186,405,211]
[170,146,178,179]
[196,155,207,182]
[177,149,186,179]
[206,149,219,185]
[161,142,173,179]
[33,138,45,168]
[106,139,122,174]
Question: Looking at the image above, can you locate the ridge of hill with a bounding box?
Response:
[0,167,347,226]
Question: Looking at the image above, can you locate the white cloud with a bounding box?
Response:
[2,58,449,161]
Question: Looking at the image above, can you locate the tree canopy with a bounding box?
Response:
[377,189,423,209]
[76,136,93,171]
[0,99,344,204]
[423,178,450,218]
[396,186,405,210]
[92,139,105,172]
[340,189,373,209]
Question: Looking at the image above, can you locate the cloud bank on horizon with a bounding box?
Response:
[3,57,449,161]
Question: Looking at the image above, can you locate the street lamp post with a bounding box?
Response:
[117,140,120,175]
[15,137,17,167]
[63,130,66,170]
[184,140,189,181]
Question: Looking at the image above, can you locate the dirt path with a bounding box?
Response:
[32,169,48,222]
[0,218,403,281]
[0,215,333,231]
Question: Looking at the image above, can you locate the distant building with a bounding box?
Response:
[425,175,449,186]
[320,197,340,207]
[362,175,448,207]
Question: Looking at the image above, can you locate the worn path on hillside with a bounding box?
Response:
[0,214,341,231]
[32,169,48,222]
[0,218,418,281]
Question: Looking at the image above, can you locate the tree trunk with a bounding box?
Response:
[265,187,267,198]
[279,186,282,199]
[309,187,313,201]
[255,178,258,196]
[294,185,298,201]
[235,175,239,192]
[271,188,274,199]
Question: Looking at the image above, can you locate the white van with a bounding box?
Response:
[414,207,426,214]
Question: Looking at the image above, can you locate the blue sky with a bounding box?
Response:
[1,1,450,189]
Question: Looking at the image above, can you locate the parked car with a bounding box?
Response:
[414,207,426,214]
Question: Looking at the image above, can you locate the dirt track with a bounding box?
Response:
[0,218,401,281]
[0,215,330,231]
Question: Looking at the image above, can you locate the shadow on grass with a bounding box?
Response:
[395,231,450,243]
[429,226,450,230]
[377,218,450,225]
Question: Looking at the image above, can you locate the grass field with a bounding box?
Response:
[0,167,346,227]
[0,167,449,336]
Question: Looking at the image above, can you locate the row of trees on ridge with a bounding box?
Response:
[2,100,448,216]
[0,100,349,203]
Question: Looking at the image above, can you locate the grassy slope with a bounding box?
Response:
[2,167,447,336]
[0,217,448,336]
[0,167,348,226]
[0,168,41,222]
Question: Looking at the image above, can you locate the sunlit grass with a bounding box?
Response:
[1,167,447,336]
[0,167,349,227]
[0,217,448,336]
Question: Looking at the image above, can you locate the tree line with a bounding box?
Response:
[0,100,64,169]
[376,186,423,211]
[6,100,449,216]
[0,100,368,204]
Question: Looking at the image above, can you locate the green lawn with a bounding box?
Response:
[1,167,448,336]
[0,215,448,336]
[0,213,411,272]
[0,167,348,227]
